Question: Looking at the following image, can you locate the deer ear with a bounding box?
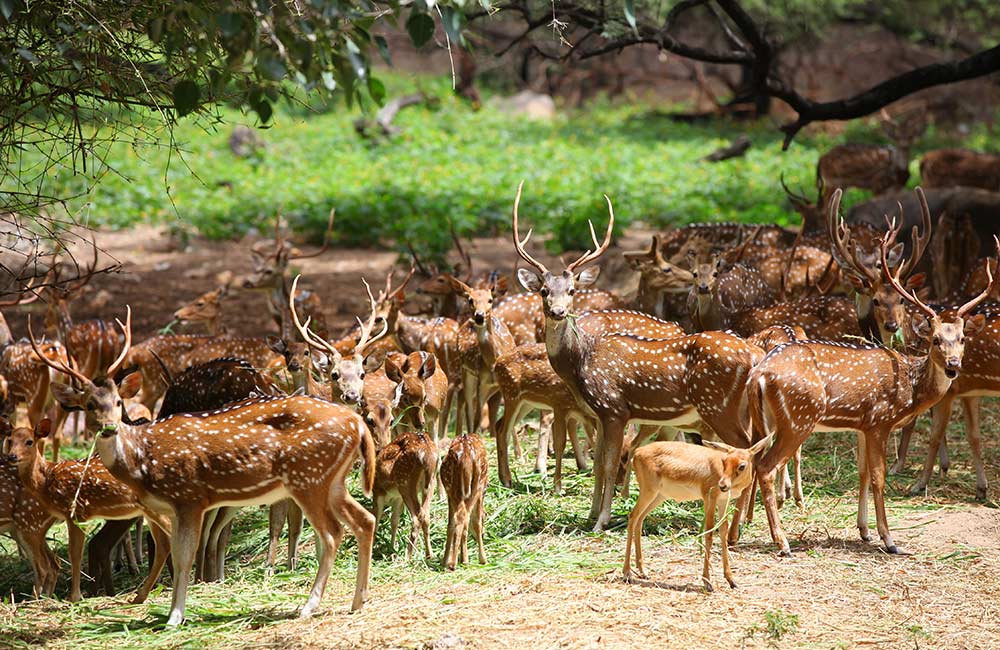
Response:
[0,417,11,438]
[363,349,386,373]
[576,266,600,287]
[517,268,543,293]
[964,314,986,337]
[384,357,403,383]
[887,243,904,268]
[747,434,773,456]
[266,335,287,355]
[35,418,52,439]
[311,351,329,372]
[50,382,85,410]
[910,315,932,339]
[905,272,927,290]
[119,371,143,399]
[446,275,467,294]
[701,440,734,453]
[418,352,437,379]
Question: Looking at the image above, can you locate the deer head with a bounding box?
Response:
[447,275,500,327]
[290,275,387,407]
[880,228,996,379]
[687,250,724,298]
[702,435,773,494]
[385,351,437,430]
[373,268,415,334]
[623,236,694,294]
[243,209,335,290]
[512,182,612,320]
[173,273,232,331]
[31,309,141,437]
[362,399,394,450]
[3,419,51,475]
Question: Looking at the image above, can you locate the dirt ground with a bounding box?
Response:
[248,507,1000,649]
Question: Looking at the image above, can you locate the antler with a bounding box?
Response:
[27,317,90,386]
[881,228,936,321]
[106,306,132,379]
[780,172,810,207]
[290,208,336,260]
[511,181,549,275]
[381,267,415,304]
[354,278,389,354]
[0,275,42,307]
[290,275,341,360]
[567,195,615,273]
[883,187,932,280]
[828,188,880,286]
[957,235,1000,319]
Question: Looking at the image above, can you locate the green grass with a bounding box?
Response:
[1,414,996,649]
[8,72,995,259]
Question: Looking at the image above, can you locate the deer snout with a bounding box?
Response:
[883,320,899,333]
[287,360,302,372]
[945,358,961,379]
[474,312,486,325]
[5,453,17,464]
[549,306,567,319]
[718,479,731,493]
[697,284,711,295]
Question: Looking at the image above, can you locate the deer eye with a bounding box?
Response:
[712,271,719,278]
[364,415,375,426]
[359,372,366,380]
[331,371,340,380]
[692,271,698,277]
[872,298,879,306]
[738,462,746,472]
[540,288,549,297]
[568,289,575,296]
[933,336,941,345]
[25,439,33,447]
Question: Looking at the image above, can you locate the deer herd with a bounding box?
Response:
[1,134,1000,625]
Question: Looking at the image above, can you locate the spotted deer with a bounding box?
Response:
[817,108,926,204]
[0,426,58,597]
[4,418,172,604]
[747,209,995,555]
[242,210,334,339]
[512,183,764,532]
[920,148,1000,191]
[172,272,234,336]
[290,275,389,409]
[0,311,72,460]
[622,235,693,320]
[384,351,449,438]
[493,343,596,492]
[440,432,489,571]
[38,308,377,626]
[371,426,438,561]
[685,252,774,332]
[624,436,772,590]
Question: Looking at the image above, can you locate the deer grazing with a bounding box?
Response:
[37,308,377,626]
[4,417,172,604]
[747,190,996,556]
[440,432,489,571]
[172,272,234,336]
[385,351,449,436]
[512,183,764,532]
[623,436,772,590]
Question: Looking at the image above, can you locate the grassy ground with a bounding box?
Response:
[12,72,997,258]
[1,406,998,649]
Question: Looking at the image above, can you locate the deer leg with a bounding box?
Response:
[755,444,793,556]
[287,502,304,571]
[702,491,717,592]
[207,511,238,582]
[296,496,344,619]
[122,519,139,575]
[551,413,568,495]
[534,414,551,475]
[133,516,171,604]
[961,397,988,501]
[267,500,290,569]
[891,422,916,474]
[728,479,752,547]
[389,499,402,553]
[793,447,804,509]
[866,431,899,553]
[594,417,626,532]
[857,435,871,542]
[625,490,663,580]
[437,387,454,441]
[717,497,736,588]
[589,420,609,524]
[66,521,85,602]
[401,490,422,561]
[910,395,955,497]
[134,518,145,570]
[328,484,375,612]
[458,501,470,566]
[473,491,487,565]
[496,400,522,488]
[419,472,434,562]
[196,509,218,583]
[569,416,589,471]
[443,498,457,571]
[166,507,205,627]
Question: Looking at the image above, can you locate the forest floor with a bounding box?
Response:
[1,228,999,649]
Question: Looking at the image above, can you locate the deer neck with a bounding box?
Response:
[904,352,952,415]
[544,314,591,377]
[394,314,425,353]
[95,424,147,487]
[18,450,51,500]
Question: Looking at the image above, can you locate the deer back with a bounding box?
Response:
[373,430,437,500]
[157,357,282,419]
[920,149,1000,191]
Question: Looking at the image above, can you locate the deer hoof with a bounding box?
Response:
[907,483,925,497]
[778,548,792,558]
[976,486,988,502]
[885,544,901,555]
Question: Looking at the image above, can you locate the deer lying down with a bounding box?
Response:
[624,436,771,592]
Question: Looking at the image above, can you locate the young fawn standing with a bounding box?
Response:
[624,436,772,591]
[440,433,489,570]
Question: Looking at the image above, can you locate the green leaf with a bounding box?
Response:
[257,52,287,81]
[374,35,392,66]
[217,13,243,38]
[172,79,201,117]
[146,17,164,43]
[624,0,638,36]
[0,0,17,21]
[367,77,386,105]
[406,12,435,48]
[440,7,464,46]
[16,48,38,64]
